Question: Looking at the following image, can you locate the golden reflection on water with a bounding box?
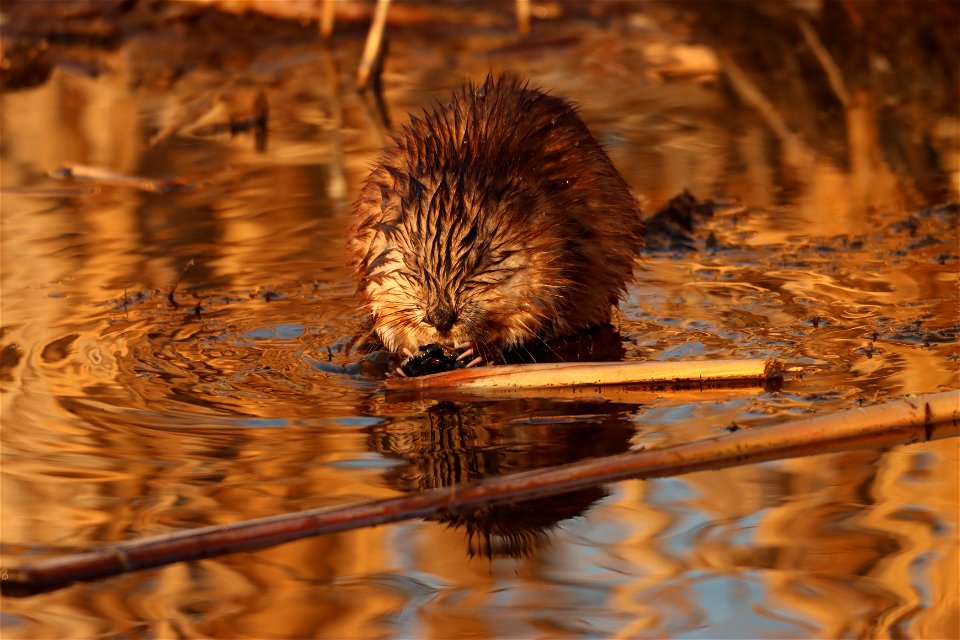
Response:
[1,3,958,639]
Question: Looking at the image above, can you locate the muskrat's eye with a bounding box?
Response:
[469,265,519,287]
[488,250,517,266]
[482,249,526,277]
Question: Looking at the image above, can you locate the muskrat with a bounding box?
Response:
[349,74,643,364]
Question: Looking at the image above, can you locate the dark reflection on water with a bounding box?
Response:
[1,1,958,638]
[369,399,637,558]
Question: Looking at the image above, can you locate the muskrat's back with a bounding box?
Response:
[349,74,643,358]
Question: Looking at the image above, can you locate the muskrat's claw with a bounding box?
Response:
[455,342,484,367]
[454,342,484,367]
[393,348,413,376]
[455,342,475,360]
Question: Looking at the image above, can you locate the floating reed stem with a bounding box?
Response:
[386,358,785,392]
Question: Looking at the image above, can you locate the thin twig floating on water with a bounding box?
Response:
[2,390,956,598]
[167,258,196,308]
[386,358,787,393]
[49,163,194,195]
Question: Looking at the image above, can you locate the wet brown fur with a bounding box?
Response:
[348,74,643,358]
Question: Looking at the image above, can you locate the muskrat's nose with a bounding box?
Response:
[425,304,457,333]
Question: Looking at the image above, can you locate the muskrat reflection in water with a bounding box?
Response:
[368,399,636,558]
[349,74,643,364]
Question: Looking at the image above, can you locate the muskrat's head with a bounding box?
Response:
[350,164,570,356]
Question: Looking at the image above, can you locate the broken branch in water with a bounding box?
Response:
[2,390,955,597]
[50,163,194,195]
[386,358,788,393]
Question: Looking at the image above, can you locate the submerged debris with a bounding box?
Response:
[154,88,269,152]
[643,190,724,251]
